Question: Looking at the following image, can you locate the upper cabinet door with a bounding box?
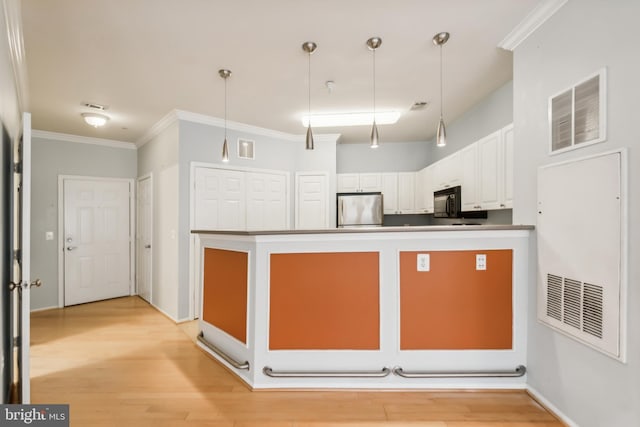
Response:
[381,173,398,214]
[358,173,383,192]
[397,172,416,213]
[337,173,359,192]
[478,130,501,210]
[501,124,514,208]
[460,143,479,211]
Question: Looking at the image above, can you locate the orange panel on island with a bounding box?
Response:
[202,248,248,344]
[269,252,380,350]
[400,250,513,350]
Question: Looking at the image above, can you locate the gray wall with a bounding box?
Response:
[337,140,429,173]
[30,137,137,310]
[427,81,513,165]
[513,1,640,425]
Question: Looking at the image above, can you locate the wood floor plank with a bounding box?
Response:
[30,297,564,426]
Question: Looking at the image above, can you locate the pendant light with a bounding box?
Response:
[219,68,231,162]
[433,32,449,148]
[302,41,317,150]
[366,37,382,148]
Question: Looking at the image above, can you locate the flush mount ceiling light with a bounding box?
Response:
[302,41,317,150]
[81,112,109,128]
[219,68,232,163]
[301,111,400,128]
[367,36,382,149]
[433,31,450,148]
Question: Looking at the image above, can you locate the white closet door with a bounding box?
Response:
[295,172,329,229]
[246,172,287,230]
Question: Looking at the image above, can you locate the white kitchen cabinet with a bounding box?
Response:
[381,173,398,214]
[478,130,502,210]
[381,172,418,214]
[414,166,433,214]
[337,173,382,192]
[433,151,462,191]
[501,123,514,208]
[397,172,416,213]
[460,143,479,211]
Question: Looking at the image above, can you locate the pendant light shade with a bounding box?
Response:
[433,31,449,148]
[302,41,317,150]
[367,37,382,148]
[219,68,232,162]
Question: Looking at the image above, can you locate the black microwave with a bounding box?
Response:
[433,186,461,218]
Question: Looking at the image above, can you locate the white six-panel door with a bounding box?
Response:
[63,178,132,306]
[295,172,329,229]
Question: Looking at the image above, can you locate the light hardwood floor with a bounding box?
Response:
[31,296,563,427]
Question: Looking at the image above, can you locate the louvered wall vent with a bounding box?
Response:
[545,274,604,339]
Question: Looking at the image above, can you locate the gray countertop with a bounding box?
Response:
[191,224,534,236]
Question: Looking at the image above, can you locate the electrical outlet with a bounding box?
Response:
[476,254,487,270]
[417,253,430,272]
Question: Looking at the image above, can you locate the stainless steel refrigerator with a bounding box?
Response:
[337,192,383,227]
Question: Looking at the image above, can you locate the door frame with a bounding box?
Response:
[57,175,136,308]
[136,173,153,303]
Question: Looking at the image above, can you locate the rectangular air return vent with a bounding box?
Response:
[545,274,604,340]
[549,69,606,154]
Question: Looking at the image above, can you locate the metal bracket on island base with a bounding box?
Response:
[392,365,526,378]
[263,366,391,378]
[197,331,250,371]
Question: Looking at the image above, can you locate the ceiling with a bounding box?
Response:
[21,0,540,145]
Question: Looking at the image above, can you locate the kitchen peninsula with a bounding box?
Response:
[193,225,533,389]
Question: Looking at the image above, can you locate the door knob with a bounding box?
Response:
[144,244,151,249]
[66,246,77,251]
[30,279,42,288]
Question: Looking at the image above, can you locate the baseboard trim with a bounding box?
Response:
[149,303,179,323]
[30,305,59,313]
[526,385,578,427]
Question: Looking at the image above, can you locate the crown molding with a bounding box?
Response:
[32,130,137,150]
[174,109,301,142]
[135,109,179,147]
[498,0,568,51]
[138,109,342,147]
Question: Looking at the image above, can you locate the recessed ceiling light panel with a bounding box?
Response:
[301,111,401,128]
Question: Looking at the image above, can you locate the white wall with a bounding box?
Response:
[337,140,429,173]
[513,1,640,425]
[29,136,137,310]
[137,122,180,319]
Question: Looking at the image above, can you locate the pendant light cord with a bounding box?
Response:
[439,44,443,119]
[308,51,311,127]
[373,47,376,121]
[224,76,228,139]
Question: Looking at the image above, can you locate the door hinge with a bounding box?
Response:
[13,162,22,174]
[13,249,21,262]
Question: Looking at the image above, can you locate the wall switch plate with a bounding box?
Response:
[417,253,430,272]
[476,254,487,270]
[45,231,54,241]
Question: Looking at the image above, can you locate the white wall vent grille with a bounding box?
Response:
[548,68,606,155]
[537,151,625,360]
[237,138,255,159]
[545,274,604,339]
